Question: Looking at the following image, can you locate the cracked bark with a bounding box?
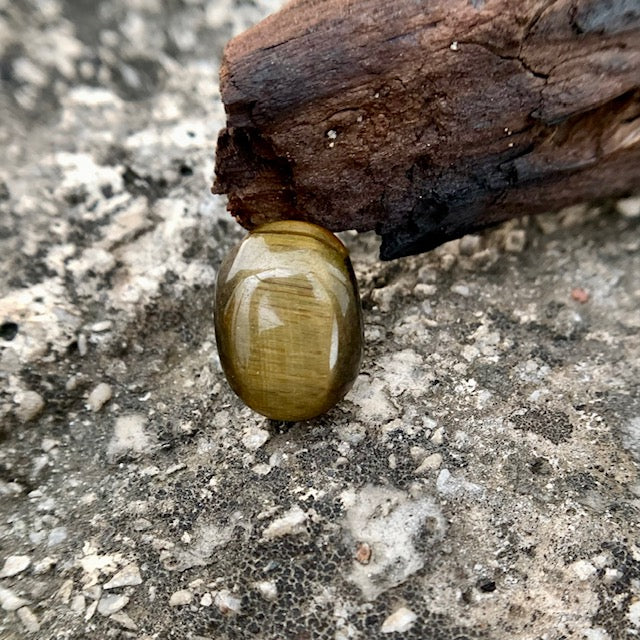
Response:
[213,0,640,259]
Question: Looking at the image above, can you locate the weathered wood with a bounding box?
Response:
[213,0,640,259]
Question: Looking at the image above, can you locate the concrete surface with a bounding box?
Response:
[1,1,639,639]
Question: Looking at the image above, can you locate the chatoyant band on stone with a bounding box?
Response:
[214,220,363,421]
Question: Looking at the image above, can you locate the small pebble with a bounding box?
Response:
[90,320,113,332]
[571,560,596,581]
[628,600,640,626]
[262,506,307,540]
[103,563,142,589]
[0,555,31,578]
[381,606,418,633]
[200,592,213,607]
[87,382,113,412]
[559,203,588,227]
[355,542,372,565]
[41,438,59,453]
[617,195,640,218]
[17,606,40,633]
[603,568,622,584]
[241,426,270,451]
[459,234,482,256]
[415,452,443,474]
[451,284,470,297]
[110,611,138,630]
[77,333,88,356]
[32,557,56,575]
[0,586,29,611]
[254,580,278,602]
[169,589,193,606]
[571,287,590,304]
[214,589,241,614]
[535,213,559,235]
[13,391,45,423]
[70,594,86,614]
[504,229,526,253]
[413,283,437,299]
[440,253,456,271]
[48,527,67,547]
[57,579,73,603]
[85,600,98,621]
[417,266,437,283]
[97,594,129,616]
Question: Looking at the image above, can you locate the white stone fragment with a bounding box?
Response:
[254,580,278,601]
[97,594,129,616]
[48,527,67,547]
[169,589,193,606]
[617,196,640,218]
[41,438,59,452]
[107,414,152,460]
[241,426,270,451]
[13,391,45,422]
[381,606,418,633]
[85,599,98,621]
[342,485,445,600]
[70,594,86,614]
[252,463,272,476]
[87,383,113,412]
[57,578,74,603]
[32,557,56,575]
[413,283,437,299]
[77,334,88,356]
[214,589,241,614]
[104,563,142,589]
[629,600,640,626]
[414,453,443,474]
[570,559,597,581]
[450,284,470,297]
[436,469,484,498]
[17,606,40,633]
[110,611,138,630]
[430,427,444,445]
[200,592,213,607]
[90,320,113,332]
[0,555,31,578]
[262,506,308,540]
[0,586,29,611]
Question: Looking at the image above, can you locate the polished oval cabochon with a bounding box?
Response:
[215,221,363,421]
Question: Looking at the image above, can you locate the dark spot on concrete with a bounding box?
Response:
[101,183,114,199]
[511,407,573,444]
[0,322,19,341]
[478,578,496,592]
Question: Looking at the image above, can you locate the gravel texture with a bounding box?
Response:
[1,1,640,639]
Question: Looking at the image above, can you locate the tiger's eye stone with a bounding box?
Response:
[214,221,363,421]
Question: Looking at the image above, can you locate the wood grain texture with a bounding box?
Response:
[213,0,640,259]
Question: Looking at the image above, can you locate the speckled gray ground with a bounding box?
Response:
[1,1,640,639]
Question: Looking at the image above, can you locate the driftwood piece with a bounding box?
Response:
[213,0,640,259]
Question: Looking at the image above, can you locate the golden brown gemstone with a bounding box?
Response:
[214,221,363,421]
